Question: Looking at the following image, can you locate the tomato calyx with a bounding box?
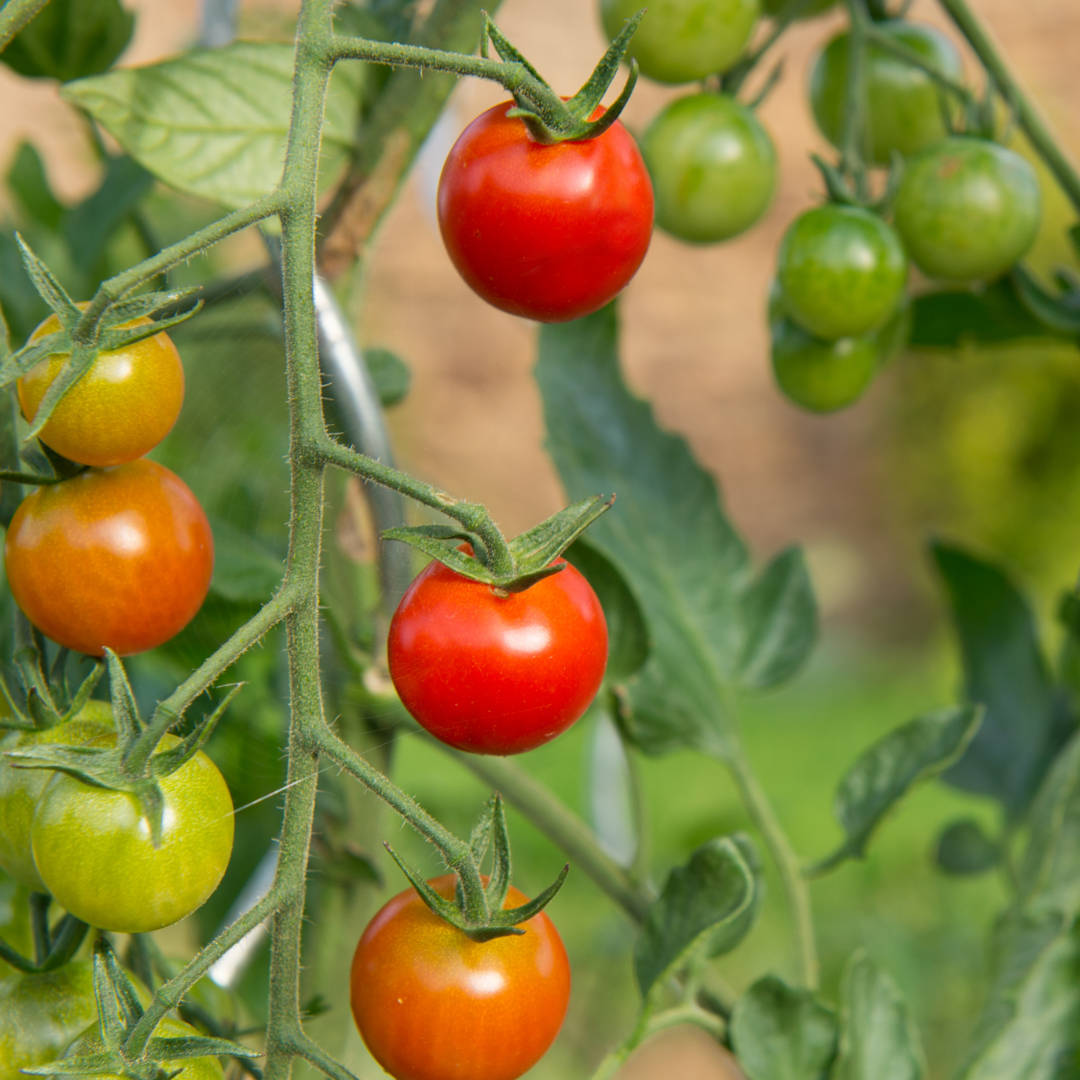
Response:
[0,238,201,446]
[480,11,643,144]
[24,939,256,1080]
[4,651,241,848]
[384,492,614,592]
[387,794,569,942]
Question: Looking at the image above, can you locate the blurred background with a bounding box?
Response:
[1,1,1079,1078]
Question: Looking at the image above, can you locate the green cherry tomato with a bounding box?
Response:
[809,21,964,165]
[31,733,234,933]
[0,701,114,891]
[777,204,907,340]
[64,1015,223,1080]
[642,92,777,243]
[893,136,1041,281]
[0,962,97,1080]
[600,0,760,84]
[762,0,837,18]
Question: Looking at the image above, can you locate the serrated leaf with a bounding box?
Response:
[65,155,154,273]
[833,952,924,1080]
[730,975,838,1080]
[7,142,65,230]
[810,706,981,874]
[1,0,134,82]
[565,538,649,682]
[536,305,752,759]
[933,543,1074,820]
[61,42,364,209]
[935,819,1000,876]
[736,546,817,690]
[633,837,756,997]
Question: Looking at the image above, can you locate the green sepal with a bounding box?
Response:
[133,778,167,849]
[381,528,499,584]
[383,842,464,924]
[62,661,106,723]
[810,154,858,206]
[564,11,644,122]
[15,234,80,327]
[146,684,243,780]
[481,13,545,88]
[484,794,512,911]
[1010,263,1080,334]
[0,331,70,389]
[486,863,568,933]
[99,938,144,1029]
[3,742,116,782]
[106,650,143,755]
[146,1037,260,1061]
[22,1054,127,1077]
[106,286,202,325]
[469,794,497,866]
[507,495,612,569]
[94,302,203,354]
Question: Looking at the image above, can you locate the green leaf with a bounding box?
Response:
[365,347,411,408]
[565,538,649,682]
[208,518,284,605]
[6,143,65,230]
[932,542,1073,819]
[809,706,981,874]
[736,547,817,690]
[64,155,154,273]
[833,952,925,1080]
[1061,586,1080,712]
[730,975,838,1080]
[536,305,752,758]
[633,836,756,997]
[61,41,364,209]
[1011,264,1080,335]
[1,0,134,82]
[909,281,1067,348]
[935,818,1000,876]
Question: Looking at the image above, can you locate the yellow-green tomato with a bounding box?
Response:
[600,0,760,85]
[64,1014,224,1080]
[642,93,777,243]
[893,136,1041,281]
[809,21,964,165]
[31,734,233,933]
[777,204,907,340]
[0,962,97,1080]
[0,701,114,891]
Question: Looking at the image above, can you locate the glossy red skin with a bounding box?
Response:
[437,101,654,323]
[4,459,214,656]
[350,876,571,1080]
[388,558,608,755]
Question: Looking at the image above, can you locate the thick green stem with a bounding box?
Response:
[936,0,1080,217]
[840,0,870,195]
[861,23,972,105]
[725,742,819,989]
[0,0,49,51]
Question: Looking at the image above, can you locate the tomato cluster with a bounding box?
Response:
[5,313,214,656]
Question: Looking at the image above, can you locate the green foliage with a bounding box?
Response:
[364,347,411,408]
[61,42,366,209]
[935,819,1000,876]
[909,280,1065,348]
[1,0,133,82]
[536,304,817,759]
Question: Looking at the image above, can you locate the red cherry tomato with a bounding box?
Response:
[4,459,214,656]
[350,875,571,1080]
[437,101,654,323]
[388,557,608,755]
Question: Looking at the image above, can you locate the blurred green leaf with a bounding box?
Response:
[565,537,649,682]
[935,819,1000,876]
[64,155,153,273]
[1061,585,1080,712]
[61,42,364,210]
[209,518,285,605]
[633,836,756,998]
[833,952,925,1080]
[364,347,410,408]
[1,0,133,82]
[1011,265,1080,335]
[537,305,814,758]
[910,281,1067,349]
[810,706,981,874]
[932,542,1074,820]
[6,144,64,231]
[736,547,817,690]
[730,975,837,1080]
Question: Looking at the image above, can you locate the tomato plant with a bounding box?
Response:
[63,1014,224,1080]
[893,136,1042,281]
[437,101,653,323]
[810,21,964,165]
[0,962,97,1080]
[388,555,608,755]
[4,459,214,657]
[641,92,777,244]
[18,310,184,468]
[30,733,234,934]
[0,701,113,891]
[776,204,907,340]
[600,0,759,85]
[350,875,570,1080]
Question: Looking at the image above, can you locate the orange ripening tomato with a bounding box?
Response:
[4,459,213,656]
[350,875,571,1080]
[18,308,184,467]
